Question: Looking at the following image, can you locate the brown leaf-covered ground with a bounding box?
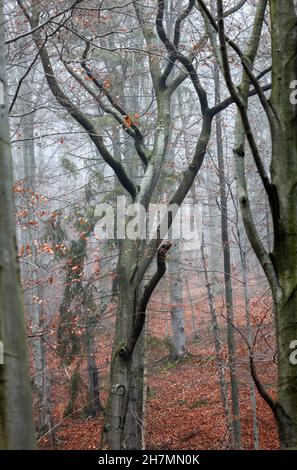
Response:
[38,291,278,450]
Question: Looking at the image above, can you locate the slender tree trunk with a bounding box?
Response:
[0,0,35,447]
[169,240,186,359]
[237,227,259,449]
[201,233,232,441]
[206,170,222,294]
[83,241,104,417]
[186,278,199,340]
[86,323,101,416]
[214,62,242,449]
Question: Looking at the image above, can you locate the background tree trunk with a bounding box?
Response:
[201,233,232,442]
[214,62,241,449]
[169,240,186,360]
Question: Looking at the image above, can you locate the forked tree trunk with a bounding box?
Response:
[104,240,142,449]
[104,239,171,449]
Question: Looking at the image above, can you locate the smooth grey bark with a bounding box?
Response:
[0,0,35,448]
[267,0,297,448]
[104,239,143,450]
[118,49,148,447]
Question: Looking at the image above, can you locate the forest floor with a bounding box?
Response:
[38,310,279,450]
[145,332,278,450]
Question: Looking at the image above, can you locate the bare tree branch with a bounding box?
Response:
[16,0,137,199]
[160,0,195,87]
[6,0,84,44]
[156,0,209,114]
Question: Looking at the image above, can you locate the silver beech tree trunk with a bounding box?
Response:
[269,0,297,448]
[104,239,141,449]
[0,0,35,448]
